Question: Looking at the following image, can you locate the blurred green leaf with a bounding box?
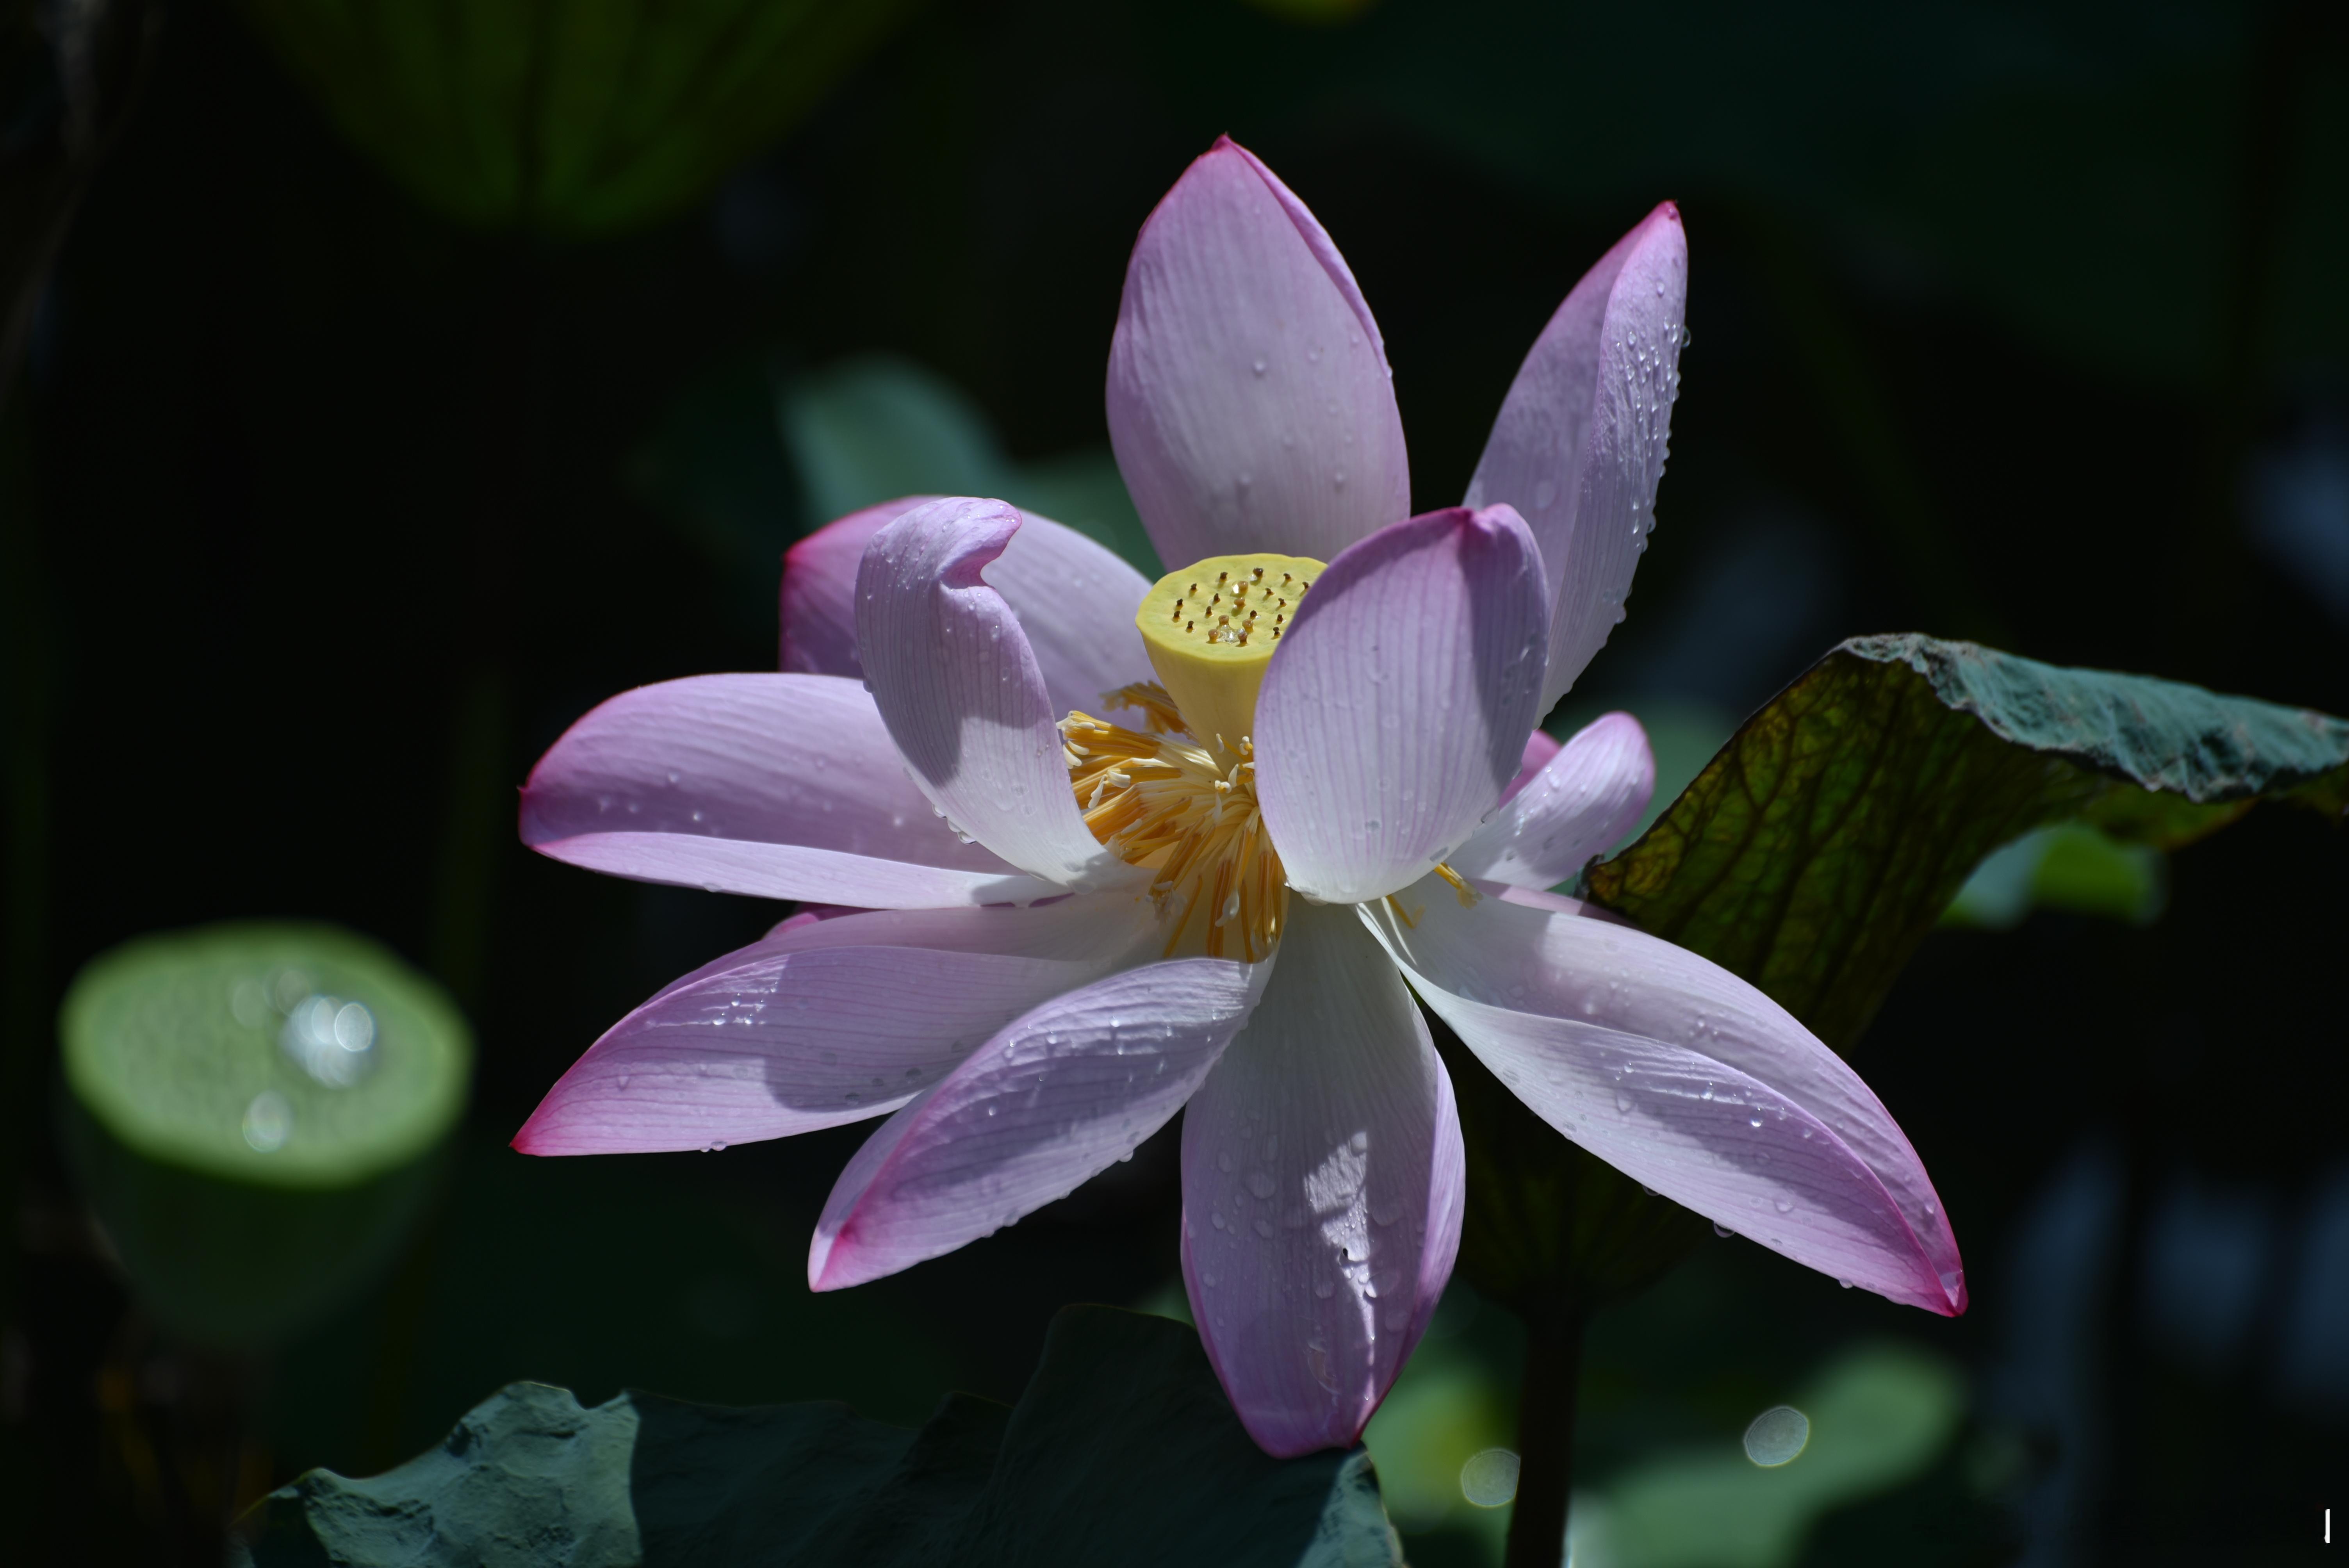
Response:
[636,352,1162,622]
[780,355,1161,576]
[1579,1343,1966,1568]
[61,922,472,1346]
[63,922,472,1187]
[1360,1335,1510,1537]
[781,355,1014,522]
[233,0,916,235]
[1588,635,2349,1050]
[237,1305,1400,1567]
[1940,822,2167,929]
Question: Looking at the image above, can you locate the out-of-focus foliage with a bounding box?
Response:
[635,352,1159,632]
[63,923,471,1186]
[1588,634,2349,1051]
[1360,1329,1512,1538]
[238,1307,1397,1568]
[1942,822,2167,929]
[779,356,1156,574]
[60,923,470,1347]
[1573,1343,1966,1568]
[1448,633,2347,1331]
[232,0,918,235]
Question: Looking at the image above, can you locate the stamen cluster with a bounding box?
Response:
[1061,688,1287,962]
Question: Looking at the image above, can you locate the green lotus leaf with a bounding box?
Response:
[235,0,917,235]
[61,921,472,1346]
[1588,634,2349,1051]
[236,1305,1399,1567]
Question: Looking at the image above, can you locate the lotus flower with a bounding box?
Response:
[515,139,1964,1456]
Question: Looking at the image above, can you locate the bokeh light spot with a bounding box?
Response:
[242,1090,292,1153]
[1742,1404,1810,1466]
[1460,1446,1521,1507]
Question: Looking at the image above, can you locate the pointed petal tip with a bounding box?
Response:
[509,1111,557,1157]
[1181,1226,1362,1459]
[806,1226,859,1292]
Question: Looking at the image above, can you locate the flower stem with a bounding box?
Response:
[1504,1299,1586,1568]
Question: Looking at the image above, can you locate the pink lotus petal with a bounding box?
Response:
[1502,729,1563,806]
[1466,203,1688,715]
[1181,902,1463,1456]
[1106,137,1411,568]
[1255,506,1550,905]
[782,497,934,677]
[784,497,1156,719]
[520,673,1050,908]
[1362,881,1964,1315]
[1453,711,1655,887]
[983,509,1157,718]
[808,954,1268,1290]
[855,498,1142,891]
[514,894,1157,1157]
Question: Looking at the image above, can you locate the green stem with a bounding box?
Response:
[1504,1301,1586,1568]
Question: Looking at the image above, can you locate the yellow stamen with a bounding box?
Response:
[1099,682,1187,734]
[1060,709,1288,962]
[1433,863,1479,907]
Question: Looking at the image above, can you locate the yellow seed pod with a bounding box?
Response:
[1135,554,1324,760]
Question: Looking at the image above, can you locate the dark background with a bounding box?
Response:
[4,0,2346,1563]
